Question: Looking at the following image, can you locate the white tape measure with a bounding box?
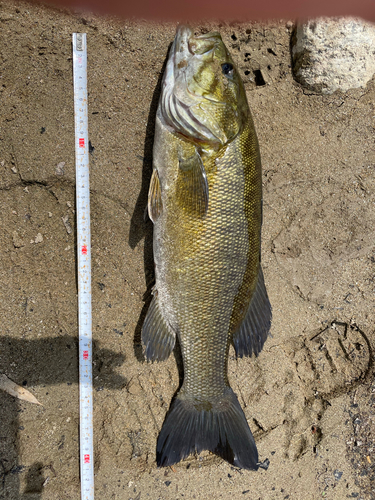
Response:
[72,33,94,500]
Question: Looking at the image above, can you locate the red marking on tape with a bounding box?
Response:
[79,138,85,147]
[82,244,88,255]
[84,454,90,464]
[83,350,89,360]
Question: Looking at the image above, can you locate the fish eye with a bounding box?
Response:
[221,62,234,76]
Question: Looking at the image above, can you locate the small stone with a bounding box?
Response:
[11,166,17,174]
[35,233,43,244]
[23,187,29,193]
[0,160,5,166]
[12,231,25,248]
[48,212,52,218]
[61,215,73,234]
[258,458,270,470]
[66,201,72,208]
[56,161,65,176]
[334,470,343,480]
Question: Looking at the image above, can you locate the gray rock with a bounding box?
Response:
[291,18,375,94]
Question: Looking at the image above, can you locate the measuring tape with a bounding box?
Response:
[72,33,94,500]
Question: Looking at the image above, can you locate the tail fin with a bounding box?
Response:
[156,388,259,470]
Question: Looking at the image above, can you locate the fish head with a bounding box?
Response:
[160,25,249,150]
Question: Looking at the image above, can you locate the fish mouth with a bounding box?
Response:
[174,25,194,70]
[172,26,220,80]
[162,25,193,95]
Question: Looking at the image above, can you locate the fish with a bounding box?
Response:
[142,25,272,470]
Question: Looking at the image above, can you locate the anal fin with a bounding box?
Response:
[233,266,272,358]
[141,294,176,362]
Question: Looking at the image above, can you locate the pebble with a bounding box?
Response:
[56,161,65,175]
[34,233,43,244]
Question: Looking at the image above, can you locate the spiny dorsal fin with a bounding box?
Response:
[176,150,208,217]
[148,169,162,223]
[232,265,272,358]
[142,294,176,362]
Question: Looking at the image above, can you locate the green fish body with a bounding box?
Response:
[142,26,272,470]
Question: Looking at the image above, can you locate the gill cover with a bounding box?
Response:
[160,26,248,148]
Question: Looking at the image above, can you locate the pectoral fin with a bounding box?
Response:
[233,266,272,358]
[176,150,208,217]
[148,169,162,223]
[142,294,176,362]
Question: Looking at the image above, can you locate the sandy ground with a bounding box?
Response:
[0,2,374,499]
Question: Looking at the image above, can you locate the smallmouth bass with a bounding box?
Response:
[142,25,272,470]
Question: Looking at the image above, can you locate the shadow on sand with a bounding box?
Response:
[0,336,126,498]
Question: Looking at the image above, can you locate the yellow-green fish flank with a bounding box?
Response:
[142,25,272,470]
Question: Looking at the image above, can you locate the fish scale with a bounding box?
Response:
[165,129,258,398]
[142,26,272,470]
